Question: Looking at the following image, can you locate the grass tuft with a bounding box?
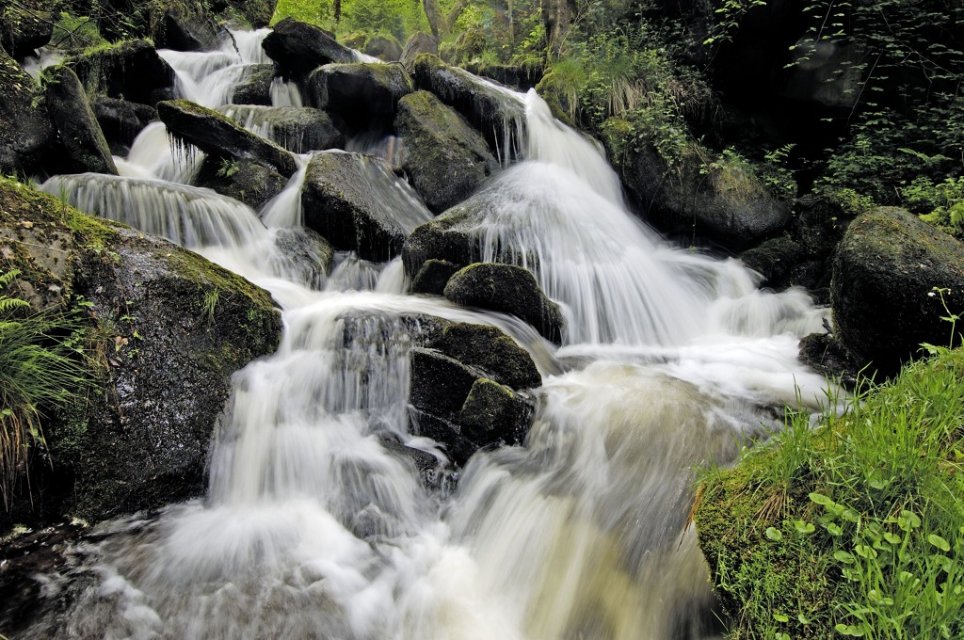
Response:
[696,348,964,639]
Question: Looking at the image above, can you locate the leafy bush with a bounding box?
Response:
[697,348,964,639]
[0,270,90,510]
[903,176,964,240]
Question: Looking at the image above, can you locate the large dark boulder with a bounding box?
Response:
[231,63,275,105]
[409,348,533,465]
[92,97,157,155]
[411,54,525,161]
[154,8,218,52]
[0,3,52,59]
[0,178,282,526]
[43,66,117,175]
[301,151,433,261]
[193,156,289,210]
[395,90,499,213]
[619,137,791,250]
[220,104,344,153]
[157,99,298,176]
[262,18,354,77]
[445,262,564,344]
[831,207,964,376]
[428,321,541,389]
[740,235,807,290]
[68,39,176,106]
[307,62,414,131]
[0,47,54,175]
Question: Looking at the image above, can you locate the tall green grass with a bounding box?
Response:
[0,270,90,510]
[696,348,964,639]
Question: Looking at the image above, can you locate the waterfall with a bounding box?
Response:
[25,30,838,640]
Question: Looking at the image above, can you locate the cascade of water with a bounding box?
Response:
[39,173,326,289]
[26,30,840,640]
[160,29,271,108]
[116,121,203,183]
[270,77,304,107]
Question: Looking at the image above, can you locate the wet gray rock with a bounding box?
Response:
[0,47,54,175]
[301,151,433,261]
[231,63,275,105]
[411,54,524,160]
[831,207,964,377]
[43,66,117,175]
[445,262,564,344]
[157,99,298,177]
[365,36,403,62]
[408,348,534,465]
[272,226,336,287]
[262,18,353,77]
[220,104,344,153]
[395,90,498,213]
[620,142,791,250]
[428,321,541,390]
[740,235,807,290]
[401,32,438,69]
[0,180,282,524]
[92,97,157,154]
[402,207,479,278]
[307,62,414,131]
[193,156,289,210]
[68,39,176,105]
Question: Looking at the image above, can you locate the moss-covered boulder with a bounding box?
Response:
[301,151,433,261]
[231,63,275,106]
[157,99,298,176]
[262,17,353,77]
[411,54,525,161]
[0,2,52,59]
[400,32,438,70]
[427,321,541,390]
[0,178,282,526]
[831,207,964,376]
[618,137,791,250]
[220,104,344,153]
[411,258,460,295]
[43,65,117,175]
[445,262,564,344]
[402,207,479,278]
[395,90,499,213]
[193,156,289,210]
[67,39,176,106]
[0,47,54,175]
[92,96,157,155]
[307,62,414,132]
[364,35,402,62]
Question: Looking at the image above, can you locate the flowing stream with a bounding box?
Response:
[31,30,835,640]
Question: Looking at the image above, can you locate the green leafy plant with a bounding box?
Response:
[0,270,91,510]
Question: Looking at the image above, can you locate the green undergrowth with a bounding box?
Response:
[0,269,90,512]
[696,347,964,639]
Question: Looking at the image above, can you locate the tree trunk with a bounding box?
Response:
[542,0,575,59]
[423,0,443,38]
[333,0,342,24]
